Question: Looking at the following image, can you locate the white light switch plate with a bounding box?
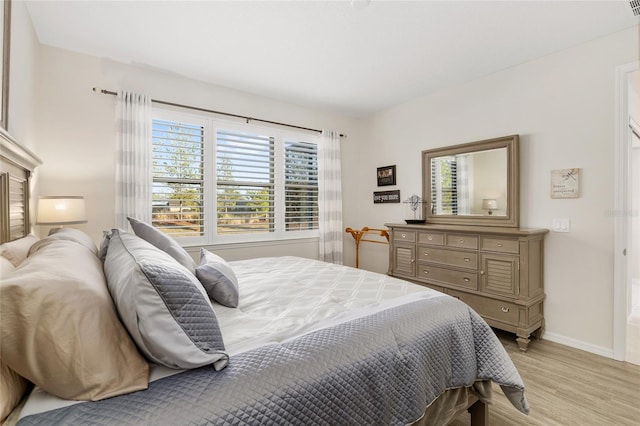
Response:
[552,218,570,233]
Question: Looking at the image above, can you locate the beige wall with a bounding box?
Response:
[8,1,39,152]
[344,26,639,355]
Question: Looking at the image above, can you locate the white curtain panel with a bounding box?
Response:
[318,130,343,264]
[115,91,152,229]
[456,154,471,215]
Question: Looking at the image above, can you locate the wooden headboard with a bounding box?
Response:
[0,128,42,243]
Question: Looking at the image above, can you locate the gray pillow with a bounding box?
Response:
[104,230,228,370]
[195,249,239,308]
[127,217,196,274]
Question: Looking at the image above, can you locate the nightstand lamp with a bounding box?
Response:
[36,196,87,228]
[482,198,498,215]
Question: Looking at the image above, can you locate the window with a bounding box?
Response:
[216,129,275,235]
[284,141,318,231]
[151,111,319,245]
[152,119,205,237]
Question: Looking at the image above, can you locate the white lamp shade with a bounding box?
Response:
[36,196,87,225]
[482,199,498,210]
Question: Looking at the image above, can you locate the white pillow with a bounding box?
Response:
[0,257,16,277]
[104,230,228,370]
[195,249,239,308]
[0,234,39,267]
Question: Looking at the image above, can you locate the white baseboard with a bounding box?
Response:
[542,332,614,359]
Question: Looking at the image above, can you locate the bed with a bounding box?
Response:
[0,131,529,425]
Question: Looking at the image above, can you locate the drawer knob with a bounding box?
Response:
[401,233,406,238]
[463,277,470,282]
[411,259,415,263]
[424,252,429,256]
[501,307,509,313]
[464,257,470,262]
[423,270,430,274]
[459,239,464,243]
[497,242,503,247]
[480,270,485,275]
[428,236,433,241]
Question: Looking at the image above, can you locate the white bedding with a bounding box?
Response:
[18,256,443,421]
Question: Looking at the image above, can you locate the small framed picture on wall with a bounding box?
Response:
[377,165,396,186]
[551,168,580,199]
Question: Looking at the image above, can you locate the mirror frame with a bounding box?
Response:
[422,134,519,228]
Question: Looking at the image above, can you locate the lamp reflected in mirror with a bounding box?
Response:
[482,198,498,215]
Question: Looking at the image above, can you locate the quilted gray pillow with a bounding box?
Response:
[195,249,239,308]
[127,217,196,274]
[104,230,228,370]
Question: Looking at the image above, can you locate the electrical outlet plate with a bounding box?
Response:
[552,218,570,233]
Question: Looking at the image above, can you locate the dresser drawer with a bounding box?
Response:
[418,247,477,270]
[448,290,518,325]
[418,232,444,246]
[394,230,416,243]
[481,237,519,254]
[418,264,477,290]
[446,234,479,250]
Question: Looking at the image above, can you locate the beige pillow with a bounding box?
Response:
[0,236,149,401]
[45,227,97,255]
[0,234,39,267]
[0,361,30,422]
[0,252,30,422]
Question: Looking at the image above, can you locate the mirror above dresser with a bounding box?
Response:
[423,135,519,228]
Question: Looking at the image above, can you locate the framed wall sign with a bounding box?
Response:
[373,190,400,204]
[551,168,580,199]
[377,165,396,186]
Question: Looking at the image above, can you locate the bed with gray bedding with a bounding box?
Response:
[14,255,528,426]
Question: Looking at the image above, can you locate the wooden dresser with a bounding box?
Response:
[386,223,548,351]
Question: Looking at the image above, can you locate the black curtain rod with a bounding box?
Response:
[92,88,345,138]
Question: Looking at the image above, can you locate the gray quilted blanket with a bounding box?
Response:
[18,296,528,425]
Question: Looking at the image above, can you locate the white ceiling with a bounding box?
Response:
[25,0,639,117]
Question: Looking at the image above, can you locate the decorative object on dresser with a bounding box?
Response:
[386,223,547,352]
[403,194,426,224]
[387,134,549,351]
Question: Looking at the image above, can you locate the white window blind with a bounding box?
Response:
[284,141,318,231]
[216,129,275,235]
[431,157,458,215]
[151,119,205,237]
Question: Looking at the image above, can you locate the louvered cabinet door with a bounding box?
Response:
[392,244,416,278]
[479,253,519,298]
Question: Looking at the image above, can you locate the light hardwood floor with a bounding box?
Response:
[450,330,640,425]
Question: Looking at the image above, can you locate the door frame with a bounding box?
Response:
[613,61,638,361]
